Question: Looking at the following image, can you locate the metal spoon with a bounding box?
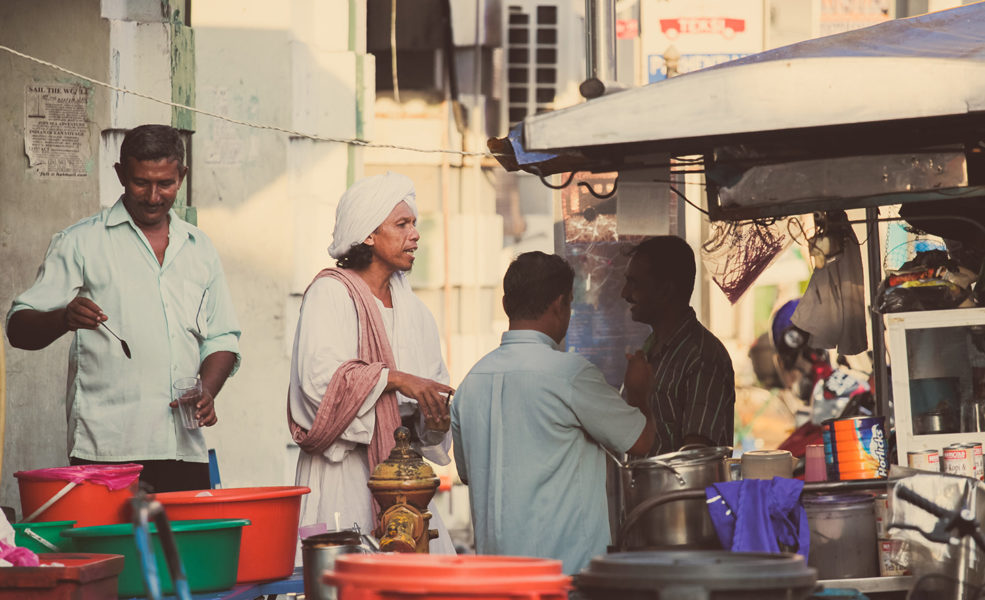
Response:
[100,321,132,359]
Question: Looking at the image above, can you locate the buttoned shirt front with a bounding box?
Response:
[451,330,646,574]
[645,307,735,456]
[7,198,241,462]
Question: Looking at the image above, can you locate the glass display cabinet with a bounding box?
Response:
[886,308,985,465]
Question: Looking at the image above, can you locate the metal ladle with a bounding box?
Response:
[100,321,132,359]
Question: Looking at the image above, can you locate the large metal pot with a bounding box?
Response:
[619,446,731,550]
[301,530,375,600]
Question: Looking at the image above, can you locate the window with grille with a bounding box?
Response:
[507,3,559,125]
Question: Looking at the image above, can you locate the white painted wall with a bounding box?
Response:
[192,0,371,489]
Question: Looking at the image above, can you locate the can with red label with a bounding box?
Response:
[943,444,976,478]
[962,442,984,481]
[878,538,910,576]
[907,449,940,472]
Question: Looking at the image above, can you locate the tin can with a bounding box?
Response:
[831,416,888,479]
[907,449,940,472]
[873,493,890,538]
[962,442,984,481]
[943,444,976,478]
[878,538,910,576]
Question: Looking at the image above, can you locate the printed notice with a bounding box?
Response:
[24,83,91,177]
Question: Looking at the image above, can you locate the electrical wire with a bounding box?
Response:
[669,185,709,215]
[1,43,497,158]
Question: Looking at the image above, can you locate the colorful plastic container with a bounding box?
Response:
[0,553,125,600]
[324,554,571,600]
[152,486,310,583]
[62,519,248,597]
[12,520,77,553]
[15,465,141,527]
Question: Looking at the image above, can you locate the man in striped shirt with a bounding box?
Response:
[622,236,736,456]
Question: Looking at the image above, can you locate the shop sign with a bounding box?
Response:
[640,0,764,83]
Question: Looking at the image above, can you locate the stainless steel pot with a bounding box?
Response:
[618,446,731,550]
[301,531,375,600]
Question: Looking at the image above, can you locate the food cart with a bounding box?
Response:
[490,3,985,597]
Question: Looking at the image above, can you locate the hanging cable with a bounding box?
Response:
[539,172,577,190]
[1,43,498,158]
[669,185,709,215]
[577,178,618,199]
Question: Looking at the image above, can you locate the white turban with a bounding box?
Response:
[328,171,418,259]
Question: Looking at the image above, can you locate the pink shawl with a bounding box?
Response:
[287,268,402,474]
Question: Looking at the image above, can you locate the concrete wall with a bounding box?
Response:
[0,0,184,513]
[0,0,373,510]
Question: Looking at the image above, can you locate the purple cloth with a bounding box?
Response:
[705,477,810,558]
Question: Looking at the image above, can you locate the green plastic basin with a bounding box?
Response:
[62,518,249,597]
[12,520,77,553]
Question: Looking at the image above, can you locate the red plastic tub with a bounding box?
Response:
[152,486,309,583]
[323,554,571,600]
[0,553,125,600]
[15,465,141,527]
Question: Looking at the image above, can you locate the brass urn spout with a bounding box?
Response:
[367,426,440,553]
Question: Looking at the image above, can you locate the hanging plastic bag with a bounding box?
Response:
[701,219,792,304]
[875,249,975,313]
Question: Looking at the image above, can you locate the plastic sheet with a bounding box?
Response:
[14,464,142,491]
[887,467,985,594]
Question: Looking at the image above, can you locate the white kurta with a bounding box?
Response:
[289,273,455,553]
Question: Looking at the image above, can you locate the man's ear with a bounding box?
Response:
[114,162,126,186]
[363,233,375,247]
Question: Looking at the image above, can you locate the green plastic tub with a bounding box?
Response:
[12,520,76,553]
[62,518,249,597]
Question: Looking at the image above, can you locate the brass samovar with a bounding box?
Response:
[367,426,439,553]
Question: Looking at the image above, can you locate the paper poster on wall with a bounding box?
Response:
[24,83,92,177]
[640,0,764,84]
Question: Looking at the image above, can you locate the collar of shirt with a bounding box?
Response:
[105,196,200,248]
[645,306,699,358]
[500,329,560,350]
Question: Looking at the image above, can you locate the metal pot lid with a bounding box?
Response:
[625,446,732,469]
[575,551,816,590]
[802,492,874,507]
[302,530,363,547]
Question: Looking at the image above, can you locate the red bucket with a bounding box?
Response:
[14,465,141,527]
[152,486,309,583]
[324,554,571,600]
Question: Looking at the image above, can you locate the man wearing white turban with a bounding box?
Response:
[288,171,456,553]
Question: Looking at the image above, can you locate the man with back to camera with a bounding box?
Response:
[6,124,241,493]
[451,251,655,574]
[621,235,735,456]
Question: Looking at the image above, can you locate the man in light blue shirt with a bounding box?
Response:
[451,251,654,574]
[6,125,240,492]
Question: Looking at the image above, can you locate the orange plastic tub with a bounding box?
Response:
[323,554,571,600]
[15,466,141,527]
[152,486,309,583]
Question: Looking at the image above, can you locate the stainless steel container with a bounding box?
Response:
[619,446,731,549]
[803,493,878,580]
[301,531,373,600]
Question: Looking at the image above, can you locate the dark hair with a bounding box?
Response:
[119,124,185,169]
[628,236,696,300]
[336,243,374,269]
[503,251,575,320]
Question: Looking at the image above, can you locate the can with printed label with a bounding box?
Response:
[943,444,976,478]
[831,416,888,479]
[963,442,984,481]
[907,449,940,472]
